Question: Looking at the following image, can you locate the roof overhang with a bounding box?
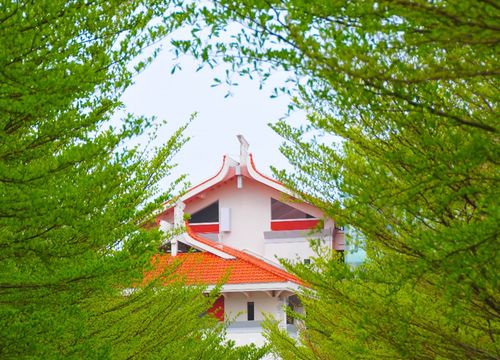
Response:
[179,232,235,260]
[246,153,292,195]
[207,281,301,293]
[163,155,238,211]
[161,147,297,213]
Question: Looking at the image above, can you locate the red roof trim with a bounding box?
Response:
[163,154,287,211]
[163,155,228,206]
[249,153,284,187]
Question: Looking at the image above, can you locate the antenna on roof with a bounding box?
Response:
[237,135,249,166]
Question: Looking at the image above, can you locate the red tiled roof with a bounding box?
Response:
[186,225,302,284]
[150,252,292,285]
[147,226,303,286]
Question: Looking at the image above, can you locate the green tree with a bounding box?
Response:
[172,0,499,358]
[0,1,264,358]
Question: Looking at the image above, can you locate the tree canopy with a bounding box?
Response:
[172,0,499,358]
[0,1,264,358]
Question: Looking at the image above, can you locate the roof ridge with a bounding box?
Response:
[185,225,303,285]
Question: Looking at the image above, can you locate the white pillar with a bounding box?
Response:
[277,295,288,330]
[172,201,185,256]
[159,220,171,250]
[235,165,243,189]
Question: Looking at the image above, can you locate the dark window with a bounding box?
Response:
[247,302,254,321]
[271,198,314,220]
[303,258,311,265]
[178,242,198,253]
[189,201,219,223]
[159,242,199,254]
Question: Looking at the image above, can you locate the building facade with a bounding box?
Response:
[154,136,345,347]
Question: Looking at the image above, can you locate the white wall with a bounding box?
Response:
[224,291,282,322]
[226,327,268,347]
[264,238,331,264]
[224,290,291,357]
[182,176,326,256]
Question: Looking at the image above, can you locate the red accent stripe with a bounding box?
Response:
[188,223,219,233]
[208,296,224,321]
[271,219,320,231]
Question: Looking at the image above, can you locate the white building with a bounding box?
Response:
[154,136,344,347]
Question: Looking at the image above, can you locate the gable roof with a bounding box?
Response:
[148,225,303,287]
[153,136,311,289]
[161,151,291,212]
[151,252,295,285]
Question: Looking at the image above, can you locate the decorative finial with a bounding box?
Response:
[237,135,249,165]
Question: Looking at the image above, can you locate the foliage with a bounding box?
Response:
[86,278,267,360]
[0,1,264,359]
[171,0,499,359]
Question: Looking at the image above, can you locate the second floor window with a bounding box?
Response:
[247,301,255,321]
[270,198,320,231]
[189,201,219,223]
[271,198,314,220]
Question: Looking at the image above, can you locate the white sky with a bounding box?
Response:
[121,44,304,188]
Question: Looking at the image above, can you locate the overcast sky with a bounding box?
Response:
[121,43,303,188]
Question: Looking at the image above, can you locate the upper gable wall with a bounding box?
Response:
[182,175,326,254]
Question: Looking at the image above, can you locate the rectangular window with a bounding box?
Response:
[270,198,320,231]
[188,201,220,233]
[247,302,254,321]
[271,198,314,220]
[189,201,219,223]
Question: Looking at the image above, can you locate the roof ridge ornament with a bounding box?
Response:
[236,134,249,166]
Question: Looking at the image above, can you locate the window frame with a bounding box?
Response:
[247,301,255,321]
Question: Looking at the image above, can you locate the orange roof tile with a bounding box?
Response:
[150,252,290,285]
[186,225,303,284]
[146,226,303,286]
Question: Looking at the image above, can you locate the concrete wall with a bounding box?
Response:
[159,174,346,263]
[265,239,327,263]
[224,291,298,357]
[263,229,334,263]
[224,291,282,322]
[182,176,326,255]
[333,228,345,250]
[226,325,268,348]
